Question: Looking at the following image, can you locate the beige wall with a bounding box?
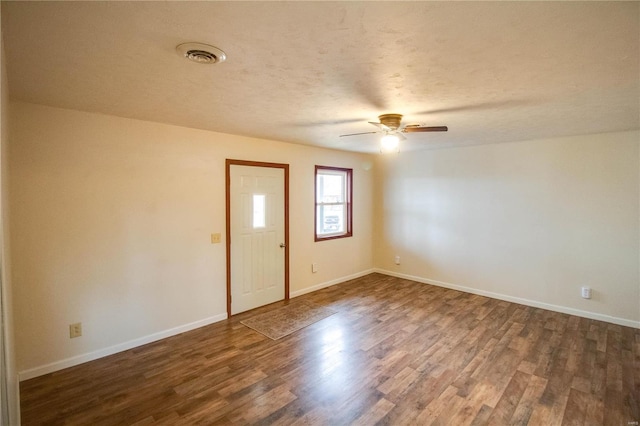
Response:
[10,102,374,378]
[375,131,640,326]
[0,27,19,424]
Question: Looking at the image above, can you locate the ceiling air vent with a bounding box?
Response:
[176,42,227,64]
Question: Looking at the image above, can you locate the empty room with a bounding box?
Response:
[0,1,638,425]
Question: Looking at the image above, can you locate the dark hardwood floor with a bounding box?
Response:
[20,273,639,425]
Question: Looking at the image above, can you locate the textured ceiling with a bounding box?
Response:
[2,1,638,153]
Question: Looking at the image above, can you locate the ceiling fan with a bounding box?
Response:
[340,114,448,152]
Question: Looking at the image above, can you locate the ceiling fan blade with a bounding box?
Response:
[339,131,380,137]
[368,121,391,131]
[402,126,448,133]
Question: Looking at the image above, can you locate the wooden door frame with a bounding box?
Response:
[225,159,290,318]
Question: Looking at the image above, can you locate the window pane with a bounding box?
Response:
[253,194,266,228]
[317,204,345,235]
[315,165,352,241]
[317,173,345,203]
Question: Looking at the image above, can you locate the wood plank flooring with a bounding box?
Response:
[20,273,640,425]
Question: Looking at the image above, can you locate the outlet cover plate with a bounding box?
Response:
[69,322,82,338]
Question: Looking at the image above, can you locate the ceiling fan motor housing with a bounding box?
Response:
[378,114,403,130]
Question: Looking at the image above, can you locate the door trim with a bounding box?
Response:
[225,159,290,318]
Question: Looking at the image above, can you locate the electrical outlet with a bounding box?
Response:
[394,255,401,265]
[69,322,82,338]
[211,233,222,244]
[581,286,592,299]
[312,263,318,273]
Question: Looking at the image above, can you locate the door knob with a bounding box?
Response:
[279,243,286,248]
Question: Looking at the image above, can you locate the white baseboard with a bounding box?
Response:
[374,269,640,329]
[18,313,228,381]
[19,269,375,381]
[290,268,376,298]
[22,268,635,381]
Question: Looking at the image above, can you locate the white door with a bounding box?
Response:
[230,165,286,314]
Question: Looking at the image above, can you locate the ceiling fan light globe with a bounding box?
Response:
[381,134,400,153]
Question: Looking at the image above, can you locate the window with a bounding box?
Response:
[252,194,266,228]
[315,165,352,241]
